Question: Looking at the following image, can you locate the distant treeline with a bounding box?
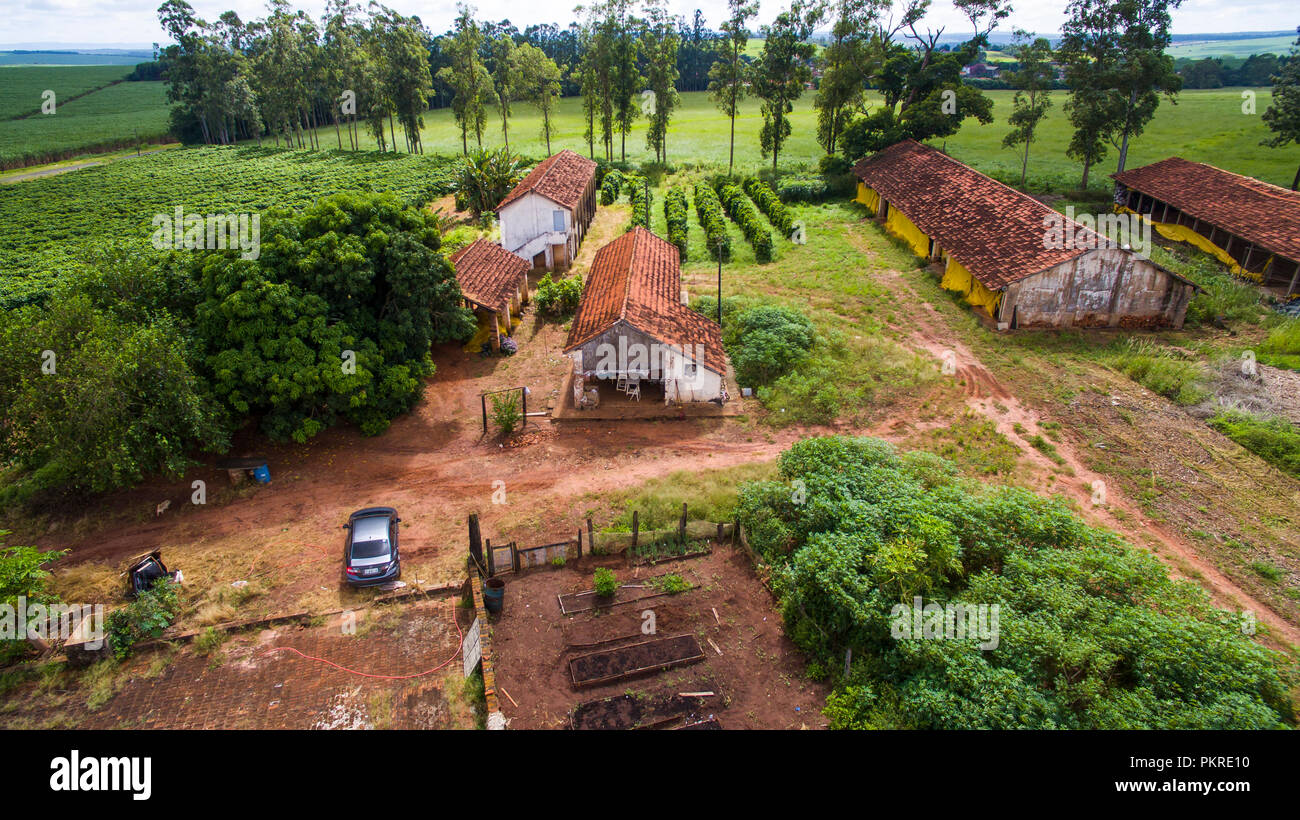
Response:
[1176,53,1294,89]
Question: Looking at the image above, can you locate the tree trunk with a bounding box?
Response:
[1292,161,1300,192]
[1020,139,1030,187]
[728,106,736,176]
[1081,155,1092,191]
[1115,88,1138,175]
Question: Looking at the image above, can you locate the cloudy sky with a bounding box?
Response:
[1,0,1295,48]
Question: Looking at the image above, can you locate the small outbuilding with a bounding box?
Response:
[564,227,728,407]
[1113,157,1300,297]
[497,149,599,272]
[451,239,531,351]
[853,140,1198,330]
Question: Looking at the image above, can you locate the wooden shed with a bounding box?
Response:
[563,228,728,406]
[853,140,1197,330]
[1113,157,1300,297]
[451,239,531,351]
[497,149,599,271]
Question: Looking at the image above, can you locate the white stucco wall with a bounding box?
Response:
[499,192,573,266]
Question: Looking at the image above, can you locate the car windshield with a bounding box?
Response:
[351,539,389,559]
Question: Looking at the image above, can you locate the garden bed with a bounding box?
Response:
[568,634,705,687]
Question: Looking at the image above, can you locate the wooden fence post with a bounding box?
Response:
[468,514,483,571]
[632,511,639,549]
[576,529,583,559]
[678,502,687,543]
[486,538,494,577]
[511,541,520,573]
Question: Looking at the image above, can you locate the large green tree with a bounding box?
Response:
[1002,30,1055,186]
[1262,27,1300,191]
[1058,0,1185,185]
[511,43,563,154]
[193,192,474,443]
[708,0,759,175]
[436,4,494,154]
[753,0,824,173]
[641,2,681,163]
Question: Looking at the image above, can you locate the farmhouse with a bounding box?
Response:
[563,227,728,407]
[450,238,531,351]
[497,149,599,271]
[1112,157,1300,297]
[853,140,1198,330]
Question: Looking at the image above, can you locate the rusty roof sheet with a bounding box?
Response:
[853,140,1101,289]
[450,239,530,312]
[496,149,598,212]
[1113,157,1300,263]
[563,227,727,375]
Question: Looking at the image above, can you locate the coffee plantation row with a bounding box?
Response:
[0,146,460,307]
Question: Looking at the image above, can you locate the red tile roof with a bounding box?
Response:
[853,140,1100,289]
[1113,157,1300,263]
[563,227,727,375]
[450,239,530,312]
[496,149,598,212]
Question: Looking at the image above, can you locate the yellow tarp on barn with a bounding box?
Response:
[855,182,881,216]
[941,257,1001,315]
[1117,205,1262,283]
[885,205,930,259]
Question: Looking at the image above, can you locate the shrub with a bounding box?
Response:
[490,392,522,435]
[656,574,690,594]
[735,435,1295,730]
[628,181,652,231]
[0,534,67,663]
[725,305,816,387]
[664,187,689,261]
[600,170,625,205]
[1256,320,1300,371]
[455,148,530,218]
[1109,339,1208,405]
[743,178,795,238]
[716,182,773,262]
[693,182,731,262]
[1208,410,1300,478]
[776,174,829,203]
[593,567,619,598]
[106,580,179,661]
[535,272,583,318]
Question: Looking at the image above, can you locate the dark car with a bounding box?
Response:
[342,507,401,586]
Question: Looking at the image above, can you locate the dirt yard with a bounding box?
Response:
[489,545,829,729]
[0,597,479,730]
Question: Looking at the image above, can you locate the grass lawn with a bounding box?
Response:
[303,88,1299,190]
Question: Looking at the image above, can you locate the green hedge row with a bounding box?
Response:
[743,177,795,238]
[664,187,689,261]
[716,181,773,262]
[693,182,731,262]
[600,170,625,205]
[628,181,652,230]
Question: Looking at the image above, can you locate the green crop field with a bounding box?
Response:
[0,64,130,119]
[1168,35,1297,59]
[0,146,459,306]
[0,78,170,168]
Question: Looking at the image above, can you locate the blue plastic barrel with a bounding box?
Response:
[252,464,271,484]
[483,577,505,613]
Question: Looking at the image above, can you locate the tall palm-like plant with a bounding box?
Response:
[455,148,529,219]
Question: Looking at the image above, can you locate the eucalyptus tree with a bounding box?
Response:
[708,0,758,175]
[641,1,681,163]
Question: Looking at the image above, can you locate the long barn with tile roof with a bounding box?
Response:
[853,140,1197,330]
[1113,157,1300,296]
[497,149,598,272]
